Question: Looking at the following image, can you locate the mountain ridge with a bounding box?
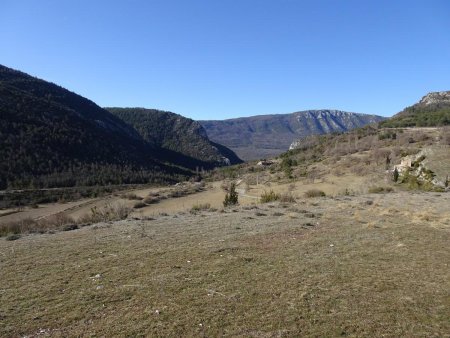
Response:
[106,107,242,166]
[201,109,385,160]
[0,65,237,189]
[380,90,450,128]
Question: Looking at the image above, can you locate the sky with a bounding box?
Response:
[1,0,449,120]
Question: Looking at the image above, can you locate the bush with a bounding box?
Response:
[44,213,75,227]
[279,192,296,203]
[368,186,394,194]
[260,190,280,203]
[143,196,159,204]
[79,203,131,223]
[304,189,326,198]
[133,201,147,209]
[0,214,75,237]
[62,224,79,231]
[122,193,143,200]
[5,234,21,241]
[393,168,399,182]
[223,183,239,207]
[0,203,132,237]
[190,203,211,214]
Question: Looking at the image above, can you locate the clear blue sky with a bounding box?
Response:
[1,0,449,119]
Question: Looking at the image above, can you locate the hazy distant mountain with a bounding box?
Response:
[107,108,242,166]
[201,110,385,160]
[0,65,234,189]
[380,91,450,128]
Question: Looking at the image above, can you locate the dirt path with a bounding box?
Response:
[0,198,98,224]
[0,172,389,224]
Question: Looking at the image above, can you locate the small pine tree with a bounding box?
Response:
[223,182,238,207]
[393,168,399,182]
[385,155,391,170]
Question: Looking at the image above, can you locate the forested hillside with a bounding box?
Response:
[0,65,227,189]
[107,108,242,167]
[380,91,450,128]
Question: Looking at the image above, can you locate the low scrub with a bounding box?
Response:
[0,204,131,237]
[368,186,394,194]
[143,196,159,205]
[78,203,131,224]
[0,213,76,237]
[5,233,21,241]
[122,193,143,200]
[304,189,326,198]
[133,201,147,209]
[260,190,280,203]
[279,192,296,203]
[190,203,212,214]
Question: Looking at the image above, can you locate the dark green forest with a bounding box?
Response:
[0,65,237,190]
[380,102,450,128]
[107,108,242,167]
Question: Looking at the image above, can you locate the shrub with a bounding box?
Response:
[5,234,21,241]
[260,190,280,203]
[304,189,326,198]
[190,203,211,214]
[62,224,79,231]
[143,196,159,204]
[223,182,239,207]
[368,186,394,194]
[1,203,132,237]
[43,213,74,228]
[1,214,76,236]
[393,168,399,182]
[133,201,147,209]
[79,203,131,223]
[279,192,296,203]
[122,193,143,200]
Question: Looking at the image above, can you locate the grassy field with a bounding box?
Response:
[1,191,449,337]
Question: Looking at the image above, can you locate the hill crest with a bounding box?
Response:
[201,109,385,160]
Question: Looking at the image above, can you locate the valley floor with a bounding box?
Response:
[1,191,449,337]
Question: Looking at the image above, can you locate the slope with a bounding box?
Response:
[201,110,385,160]
[0,65,193,189]
[380,91,450,128]
[107,108,242,167]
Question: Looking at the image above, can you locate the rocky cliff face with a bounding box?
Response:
[419,91,450,106]
[201,110,385,160]
[380,90,450,128]
[393,146,450,190]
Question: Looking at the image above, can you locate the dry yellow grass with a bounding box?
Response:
[1,192,449,337]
